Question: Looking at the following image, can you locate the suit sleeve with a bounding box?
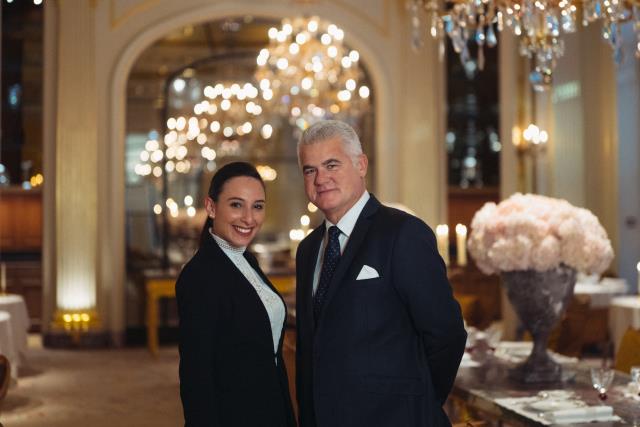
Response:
[391,217,467,405]
[176,265,220,426]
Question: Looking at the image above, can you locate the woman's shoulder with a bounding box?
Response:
[175,248,226,294]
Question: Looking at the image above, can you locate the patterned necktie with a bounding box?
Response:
[314,225,341,321]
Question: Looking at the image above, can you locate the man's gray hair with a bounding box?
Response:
[297,120,363,164]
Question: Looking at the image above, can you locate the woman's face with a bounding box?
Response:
[206,176,266,248]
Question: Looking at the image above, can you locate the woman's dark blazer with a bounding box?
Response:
[176,235,296,427]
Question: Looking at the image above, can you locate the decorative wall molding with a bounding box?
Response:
[110,0,160,29]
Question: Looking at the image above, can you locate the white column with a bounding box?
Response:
[499,31,528,200]
[398,10,447,225]
[549,32,585,206]
[550,25,619,269]
[615,23,640,291]
[54,1,99,313]
[42,0,59,333]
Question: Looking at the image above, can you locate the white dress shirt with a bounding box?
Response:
[312,191,370,294]
[210,231,285,362]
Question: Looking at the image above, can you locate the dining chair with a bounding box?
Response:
[614,327,640,374]
[0,354,10,401]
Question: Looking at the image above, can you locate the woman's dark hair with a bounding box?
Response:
[199,161,265,247]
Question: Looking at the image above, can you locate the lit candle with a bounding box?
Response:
[435,224,450,266]
[455,224,468,266]
[0,263,6,294]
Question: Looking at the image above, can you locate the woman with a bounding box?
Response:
[176,162,295,427]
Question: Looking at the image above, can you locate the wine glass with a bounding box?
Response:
[485,323,503,352]
[591,367,615,401]
[630,366,640,396]
[465,327,478,352]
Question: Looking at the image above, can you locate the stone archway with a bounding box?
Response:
[106,1,395,339]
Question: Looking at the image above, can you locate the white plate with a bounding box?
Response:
[529,399,582,412]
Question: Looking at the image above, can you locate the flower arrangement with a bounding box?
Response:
[468,193,614,275]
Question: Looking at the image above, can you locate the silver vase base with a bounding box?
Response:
[509,360,563,383]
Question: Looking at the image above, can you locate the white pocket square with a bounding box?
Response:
[356,265,380,280]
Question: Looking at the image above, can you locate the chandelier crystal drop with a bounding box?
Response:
[409,0,640,91]
[254,16,372,129]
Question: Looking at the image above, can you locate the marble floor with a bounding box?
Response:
[0,336,183,427]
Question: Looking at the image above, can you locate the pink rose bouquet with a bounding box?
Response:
[468,193,614,275]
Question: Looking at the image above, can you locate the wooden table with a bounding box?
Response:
[146,277,176,356]
[145,273,296,356]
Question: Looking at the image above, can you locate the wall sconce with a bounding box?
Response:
[512,123,548,193]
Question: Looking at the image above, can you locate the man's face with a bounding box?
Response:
[299,136,368,223]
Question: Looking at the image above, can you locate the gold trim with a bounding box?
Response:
[110,0,160,29]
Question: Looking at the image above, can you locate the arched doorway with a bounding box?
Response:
[107,3,393,341]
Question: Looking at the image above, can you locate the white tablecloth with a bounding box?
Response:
[609,295,640,351]
[0,311,18,379]
[574,278,628,308]
[0,294,29,359]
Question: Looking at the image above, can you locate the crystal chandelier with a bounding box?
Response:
[409,0,640,90]
[254,16,372,129]
[135,80,275,178]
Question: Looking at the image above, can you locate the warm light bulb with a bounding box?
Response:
[277,58,289,70]
[172,78,186,93]
[261,124,273,139]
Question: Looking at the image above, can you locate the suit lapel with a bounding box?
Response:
[317,196,381,330]
[302,225,324,328]
[203,237,274,351]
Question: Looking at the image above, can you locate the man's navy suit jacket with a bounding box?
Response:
[295,195,467,427]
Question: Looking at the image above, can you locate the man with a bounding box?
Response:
[295,120,467,427]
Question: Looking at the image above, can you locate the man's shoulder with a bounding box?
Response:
[298,226,323,252]
[374,204,432,234]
